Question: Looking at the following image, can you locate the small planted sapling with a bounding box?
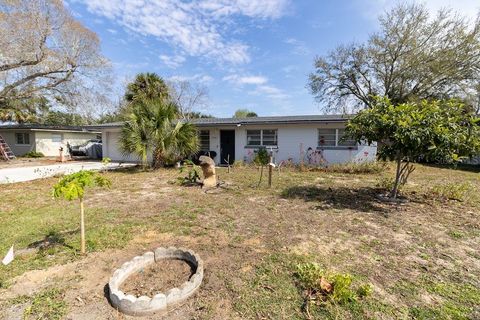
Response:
[254,147,270,187]
[177,160,200,186]
[53,170,111,255]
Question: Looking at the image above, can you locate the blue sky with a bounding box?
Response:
[66,0,479,117]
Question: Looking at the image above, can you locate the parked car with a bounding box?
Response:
[68,139,102,159]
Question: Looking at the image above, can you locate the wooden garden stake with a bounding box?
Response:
[268,155,273,188]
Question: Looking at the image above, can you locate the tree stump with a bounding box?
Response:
[199,156,217,188]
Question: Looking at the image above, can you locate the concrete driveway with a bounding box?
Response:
[0,162,136,184]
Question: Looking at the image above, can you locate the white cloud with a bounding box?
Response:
[75,0,289,64]
[168,74,214,84]
[159,54,186,69]
[106,28,117,34]
[198,0,289,19]
[250,85,289,100]
[284,38,311,56]
[223,74,268,85]
[222,73,288,100]
[357,0,480,23]
[282,65,298,74]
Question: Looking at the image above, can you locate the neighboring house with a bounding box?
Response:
[0,124,101,157]
[99,115,377,166]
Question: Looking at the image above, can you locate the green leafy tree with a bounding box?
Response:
[233,109,258,118]
[53,171,111,254]
[40,111,88,126]
[0,96,49,123]
[346,97,480,198]
[96,111,124,124]
[120,98,199,169]
[184,111,214,119]
[309,3,480,112]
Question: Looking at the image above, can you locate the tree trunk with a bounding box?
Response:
[142,150,148,171]
[80,198,86,255]
[391,151,402,199]
[258,166,264,187]
[152,149,165,169]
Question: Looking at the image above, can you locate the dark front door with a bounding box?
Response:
[220,130,235,165]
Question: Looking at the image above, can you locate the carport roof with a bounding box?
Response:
[97,114,353,128]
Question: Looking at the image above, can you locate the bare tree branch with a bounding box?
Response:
[309,3,480,112]
[0,0,111,121]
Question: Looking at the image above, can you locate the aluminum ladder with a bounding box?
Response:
[0,134,16,160]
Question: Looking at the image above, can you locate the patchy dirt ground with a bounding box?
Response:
[0,164,479,319]
[120,259,195,297]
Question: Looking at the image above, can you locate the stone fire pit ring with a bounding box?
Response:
[108,247,204,316]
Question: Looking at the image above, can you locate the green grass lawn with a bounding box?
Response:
[0,163,479,319]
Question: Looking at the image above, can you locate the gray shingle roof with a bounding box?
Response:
[0,124,100,132]
[190,114,352,126]
[97,114,352,128]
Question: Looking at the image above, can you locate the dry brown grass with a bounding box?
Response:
[0,163,479,319]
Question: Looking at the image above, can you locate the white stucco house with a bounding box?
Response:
[99,115,377,166]
[0,124,100,157]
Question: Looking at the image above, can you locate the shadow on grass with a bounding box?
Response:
[28,230,76,251]
[109,165,142,174]
[281,185,389,215]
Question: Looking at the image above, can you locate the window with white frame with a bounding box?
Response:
[246,129,277,147]
[198,130,210,151]
[337,129,356,147]
[318,128,357,148]
[15,133,30,145]
[317,129,336,146]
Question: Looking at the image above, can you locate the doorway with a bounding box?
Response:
[220,130,235,165]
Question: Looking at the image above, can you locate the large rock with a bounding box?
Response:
[199,155,217,188]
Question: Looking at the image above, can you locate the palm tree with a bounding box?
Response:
[124,73,170,102]
[119,98,198,168]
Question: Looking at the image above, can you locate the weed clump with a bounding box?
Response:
[295,262,372,315]
[177,160,201,186]
[431,182,475,201]
[23,151,45,158]
[24,288,67,320]
[376,175,396,191]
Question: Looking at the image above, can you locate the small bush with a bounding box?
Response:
[23,151,45,158]
[431,182,475,201]
[177,160,201,186]
[295,262,372,309]
[376,175,396,191]
[254,147,270,166]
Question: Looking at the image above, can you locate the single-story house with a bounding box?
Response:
[0,124,101,157]
[99,115,377,166]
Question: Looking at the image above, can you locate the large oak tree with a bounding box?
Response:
[0,0,110,122]
[308,3,480,112]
